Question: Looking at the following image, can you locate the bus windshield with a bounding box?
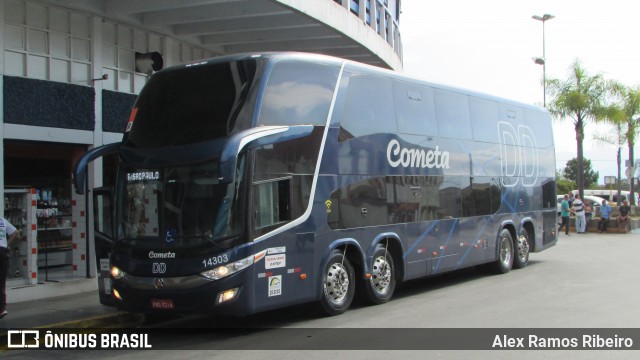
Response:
[118,159,245,249]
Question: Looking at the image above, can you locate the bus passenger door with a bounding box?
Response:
[92,187,116,306]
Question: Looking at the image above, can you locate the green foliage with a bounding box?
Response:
[563,157,599,187]
[557,178,576,195]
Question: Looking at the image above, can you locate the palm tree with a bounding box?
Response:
[546,59,606,200]
[592,95,626,205]
[613,84,640,205]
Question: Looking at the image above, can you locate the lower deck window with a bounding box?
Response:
[254,178,291,231]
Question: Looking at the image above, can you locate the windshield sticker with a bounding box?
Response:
[265,254,286,269]
[267,246,286,255]
[165,229,176,245]
[268,275,282,297]
[127,171,160,182]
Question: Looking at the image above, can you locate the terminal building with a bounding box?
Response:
[0,0,402,300]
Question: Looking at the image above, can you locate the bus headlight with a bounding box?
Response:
[200,250,267,281]
[111,266,126,279]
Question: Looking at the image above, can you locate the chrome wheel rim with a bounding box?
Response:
[325,262,349,304]
[370,255,392,295]
[516,234,529,263]
[500,236,513,267]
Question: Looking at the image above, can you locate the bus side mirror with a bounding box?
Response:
[73,143,122,194]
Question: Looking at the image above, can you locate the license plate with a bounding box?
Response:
[150,299,174,310]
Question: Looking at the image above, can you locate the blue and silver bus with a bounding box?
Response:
[74,52,557,316]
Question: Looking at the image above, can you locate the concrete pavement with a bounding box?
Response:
[1,289,141,329]
[1,229,638,331]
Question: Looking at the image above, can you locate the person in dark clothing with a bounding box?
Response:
[617,200,631,230]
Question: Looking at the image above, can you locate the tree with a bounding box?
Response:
[547,59,607,200]
[563,158,599,188]
[556,176,576,196]
[593,80,627,205]
[609,83,640,205]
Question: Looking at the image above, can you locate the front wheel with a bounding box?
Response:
[359,244,396,305]
[513,229,530,269]
[319,249,355,316]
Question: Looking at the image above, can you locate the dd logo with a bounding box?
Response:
[152,262,166,274]
[498,120,539,188]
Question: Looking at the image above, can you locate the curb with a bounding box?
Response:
[34,312,145,329]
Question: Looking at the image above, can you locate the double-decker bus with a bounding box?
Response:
[74,52,557,316]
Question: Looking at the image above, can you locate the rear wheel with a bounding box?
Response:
[319,249,355,316]
[513,229,530,269]
[359,244,396,305]
[485,229,514,274]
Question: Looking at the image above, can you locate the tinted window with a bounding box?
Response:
[253,178,291,233]
[435,89,472,140]
[463,176,500,216]
[393,80,437,136]
[260,61,339,126]
[328,175,475,230]
[524,108,554,149]
[340,73,397,141]
[126,59,258,148]
[331,177,390,229]
[541,179,556,209]
[469,97,500,143]
[252,127,325,235]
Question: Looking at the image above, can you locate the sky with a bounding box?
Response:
[399,0,640,185]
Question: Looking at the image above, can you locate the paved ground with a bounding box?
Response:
[1,229,639,359]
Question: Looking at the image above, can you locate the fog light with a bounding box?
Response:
[113,288,122,301]
[217,288,239,304]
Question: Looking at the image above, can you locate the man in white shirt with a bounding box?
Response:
[0,216,19,319]
[572,195,586,233]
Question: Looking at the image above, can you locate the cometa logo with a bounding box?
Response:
[386,139,450,169]
[148,251,176,259]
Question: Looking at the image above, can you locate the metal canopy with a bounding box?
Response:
[51,0,402,69]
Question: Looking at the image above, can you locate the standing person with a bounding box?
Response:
[560,194,571,235]
[568,192,575,207]
[598,199,611,233]
[573,194,586,234]
[0,217,19,319]
[617,200,631,230]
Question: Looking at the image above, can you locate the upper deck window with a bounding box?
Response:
[339,73,397,141]
[259,61,339,127]
[125,59,258,148]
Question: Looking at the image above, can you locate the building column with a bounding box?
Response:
[0,0,6,217]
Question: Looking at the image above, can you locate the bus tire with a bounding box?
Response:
[359,244,396,305]
[319,249,355,316]
[513,229,530,269]
[488,229,514,274]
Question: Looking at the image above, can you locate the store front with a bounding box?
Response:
[4,141,88,285]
